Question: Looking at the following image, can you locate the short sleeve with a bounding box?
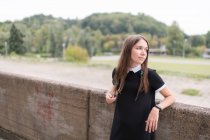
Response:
[148,69,165,92]
[112,68,117,85]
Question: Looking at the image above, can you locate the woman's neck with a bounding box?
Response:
[130,63,140,68]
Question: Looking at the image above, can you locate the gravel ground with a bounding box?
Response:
[0,58,210,108]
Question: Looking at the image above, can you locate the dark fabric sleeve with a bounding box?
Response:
[148,69,165,91]
[112,68,116,85]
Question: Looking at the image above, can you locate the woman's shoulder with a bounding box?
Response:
[148,68,157,75]
[147,68,161,79]
[148,68,165,89]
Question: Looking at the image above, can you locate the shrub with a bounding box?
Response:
[185,46,206,57]
[10,51,17,56]
[64,45,89,62]
[182,88,200,96]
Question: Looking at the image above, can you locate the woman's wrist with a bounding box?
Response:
[154,104,162,111]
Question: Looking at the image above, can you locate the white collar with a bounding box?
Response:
[129,65,141,73]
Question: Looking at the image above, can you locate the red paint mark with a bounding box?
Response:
[46,91,54,98]
[36,94,55,127]
[35,85,40,94]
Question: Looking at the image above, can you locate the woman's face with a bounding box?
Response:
[130,39,148,67]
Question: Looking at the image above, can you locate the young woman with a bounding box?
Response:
[106,34,176,140]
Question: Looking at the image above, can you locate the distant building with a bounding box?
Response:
[149,45,166,55]
[203,48,210,59]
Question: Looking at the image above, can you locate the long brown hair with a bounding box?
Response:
[113,34,149,94]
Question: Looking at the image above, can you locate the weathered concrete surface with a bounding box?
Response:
[156,103,210,140]
[0,71,89,140]
[89,91,210,140]
[0,71,210,140]
[88,89,115,140]
[0,126,26,140]
[157,103,210,140]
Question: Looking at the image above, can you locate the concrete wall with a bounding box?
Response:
[0,71,209,140]
[0,71,89,140]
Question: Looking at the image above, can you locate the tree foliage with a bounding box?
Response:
[64,45,89,62]
[167,22,184,56]
[81,13,167,37]
[206,31,210,48]
[8,24,26,54]
[0,13,208,58]
[190,35,205,47]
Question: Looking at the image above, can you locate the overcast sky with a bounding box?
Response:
[0,0,209,35]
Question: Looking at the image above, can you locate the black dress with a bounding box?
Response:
[110,68,165,140]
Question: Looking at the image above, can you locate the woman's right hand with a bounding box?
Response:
[106,92,117,104]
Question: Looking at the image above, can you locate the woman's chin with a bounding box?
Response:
[138,61,144,64]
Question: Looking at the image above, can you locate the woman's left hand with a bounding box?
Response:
[145,107,160,133]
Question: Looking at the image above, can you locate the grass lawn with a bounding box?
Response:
[149,62,210,79]
[89,55,210,79]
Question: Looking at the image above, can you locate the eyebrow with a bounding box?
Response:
[136,45,148,49]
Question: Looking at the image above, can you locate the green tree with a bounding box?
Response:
[206,31,210,48]
[101,34,125,54]
[33,25,48,54]
[48,20,64,57]
[190,35,205,47]
[81,13,167,37]
[8,24,26,54]
[103,40,115,52]
[48,32,56,57]
[0,27,10,55]
[167,22,184,56]
[78,27,97,57]
[65,25,81,46]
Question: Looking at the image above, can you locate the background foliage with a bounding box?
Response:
[0,13,209,59]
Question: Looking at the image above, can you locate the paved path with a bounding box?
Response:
[0,58,210,108]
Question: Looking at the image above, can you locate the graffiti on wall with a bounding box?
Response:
[27,84,73,137]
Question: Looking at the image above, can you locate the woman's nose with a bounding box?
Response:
[141,50,146,55]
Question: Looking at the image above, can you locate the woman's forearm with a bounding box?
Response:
[159,95,176,110]
[158,87,176,110]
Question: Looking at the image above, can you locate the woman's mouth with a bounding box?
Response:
[138,57,145,60]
